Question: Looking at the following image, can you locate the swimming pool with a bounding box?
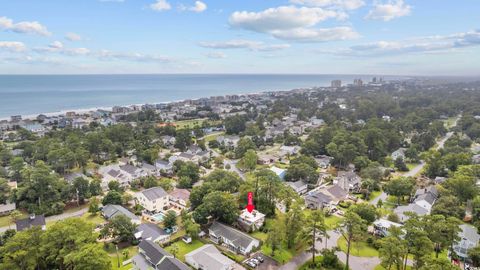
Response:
[151,213,166,222]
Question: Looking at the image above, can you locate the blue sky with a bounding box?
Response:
[0,0,479,75]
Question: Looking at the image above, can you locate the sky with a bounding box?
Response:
[0,0,479,75]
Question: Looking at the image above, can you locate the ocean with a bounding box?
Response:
[0,74,395,119]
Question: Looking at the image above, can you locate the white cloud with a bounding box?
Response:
[199,39,290,51]
[0,41,26,52]
[65,32,82,41]
[35,41,90,56]
[191,1,207,12]
[0,16,51,36]
[97,50,172,63]
[271,26,359,42]
[230,6,345,33]
[321,29,480,56]
[205,52,226,59]
[365,0,411,21]
[179,1,207,13]
[150,0,172,11]
[290,0,365,10]
[229,6,357,42]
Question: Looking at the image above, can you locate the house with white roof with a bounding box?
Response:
[135,187,170,213]
[373,219,402,237]
[237,209,265,232]
[185,244,244,270]
[270,166,286,180]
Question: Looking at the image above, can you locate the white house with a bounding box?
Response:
[373,219,402,237]
[135,187,170,213]
[238,209,265,232]
[270,166,286,180]
[209,222,260,255]
[185,244,239,270]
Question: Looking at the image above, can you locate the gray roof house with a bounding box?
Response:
[305,191,333,209]
[102,204,141,225]
[132,240,190,270]
[285,180,308,195]
[208,221,260,255]
[134,223,170,244]
[0,201,16,215]
[135,187,170,213]
[16,214,46,231]
[185,244,240,270]
[334,171,361,192]
[394,203,430,223]
[453,224,480,259]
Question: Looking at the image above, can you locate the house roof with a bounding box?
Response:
[394,203,429,221]
[169,188,190,202]
[135,223,168,241]
[120,164,138,175]
[327,185,348,200]
[270,166,286,176]
[178,152,194,159]
[285,180,307,191]
[141,187,168,201]
[185,244,235,270]
[305,192,333,205]
[138,240,190,270]
[209,222,258,250]
[16,214,46,231]
[414,192,436,205]
[102,204,139,221]
[0,201,16,213]
[414,186,438,198]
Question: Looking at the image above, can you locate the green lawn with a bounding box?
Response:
[406,163,419,171]
[261,243,295,264]
[107,245,138,270]
[325,215,343,230]
[165,239,205,262]
[368,191,382,202]
[174,118,208,129]
[203,132,224,142]
[337,238,379,257]
[80,212,106,226]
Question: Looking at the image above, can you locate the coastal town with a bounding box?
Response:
[0,77,480,270]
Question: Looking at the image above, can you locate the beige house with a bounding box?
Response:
[135,187,170,213]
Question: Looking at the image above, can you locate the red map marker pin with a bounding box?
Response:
[246,192,255,213]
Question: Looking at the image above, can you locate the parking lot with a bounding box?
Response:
[244,252,279,270]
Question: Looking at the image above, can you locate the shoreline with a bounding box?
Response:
[0,87,288,121]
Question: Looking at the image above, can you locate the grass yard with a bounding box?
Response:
[203,131,224,142]
[406,163,420,171]
[368,191,382,202]
[165,239,205,262]
[261,243,295,264]
[107,245,138,270]
[80,212,106,226]
[325,215,343,230]
[337,237,379,257]
[174,118,208,129]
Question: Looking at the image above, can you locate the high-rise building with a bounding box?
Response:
[331,80,342,88]
[353,78,363,86]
